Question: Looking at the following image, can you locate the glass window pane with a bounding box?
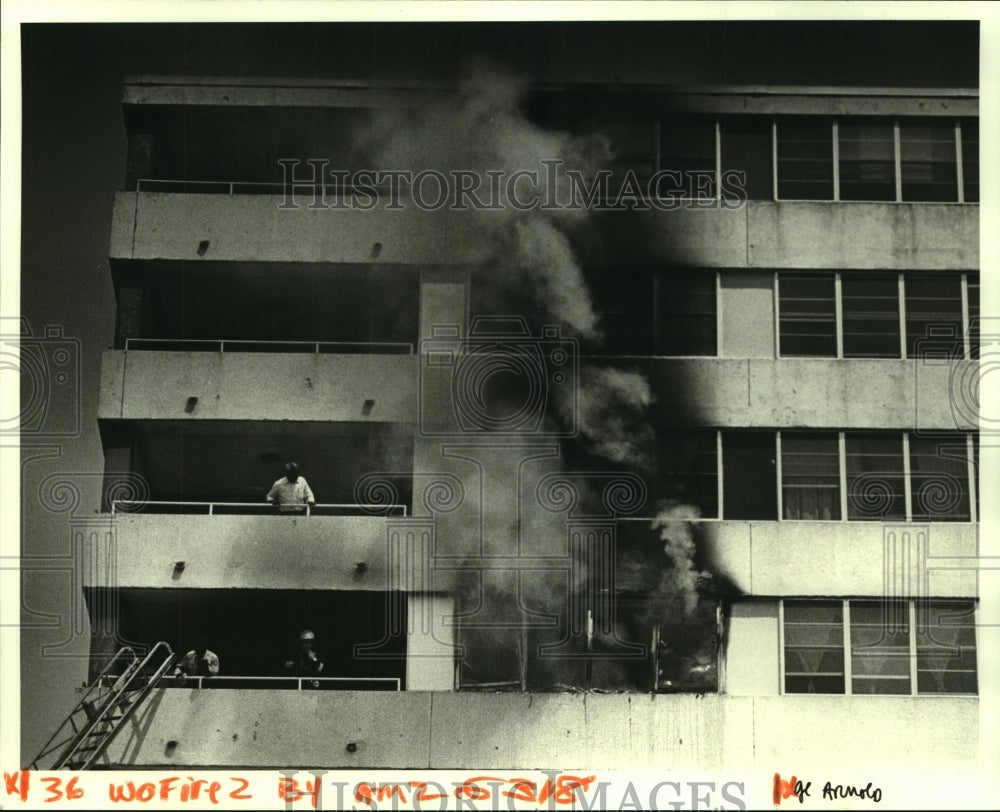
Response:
[845,433,906,521]
[916,601,977,694]
[838,119,895,201]
[905,274,963,359]
[660,115,717,199]
[779,273,836,357]
[722,432,777,520]
[591,271,655,354]
[909,436,971,522]
[841,273,901,358]
[781,433,840,520]
[900,120,958,202]
[961,119,978,203]
[850,600,911,695]
[777,118,833,200]
[657,430,718,518]
[784,600,844,694]
[967,273,980,360]
[658,273,717,356]
[720,115,772,200]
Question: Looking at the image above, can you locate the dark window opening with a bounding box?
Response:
[658,273,717,356]
[909,436,971,522]
[900,120,958,202]
[845,432,906,521]
[776,117,833,200]
[960,119,979,203]
[905,274,963,359]
[779,273,836,357]
[720,115,772,200]
[781,432,840,520]
[589,270,717,356]
[841,272,901,358]
[838,119,895,201]
[968,273,980,360]
[658,430,719,518]
[659,115,717,199]
[722,432,777,520]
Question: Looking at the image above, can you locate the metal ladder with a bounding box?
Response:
[29,642,175,770]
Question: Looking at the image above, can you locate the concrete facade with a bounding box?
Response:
[71,42,982,773]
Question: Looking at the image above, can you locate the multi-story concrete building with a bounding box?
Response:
[26,22,981,773]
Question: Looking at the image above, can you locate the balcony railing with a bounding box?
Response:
[167,675,402,691]
[134,178,382,197]
[111,500,408,517]
[124,338,414,354]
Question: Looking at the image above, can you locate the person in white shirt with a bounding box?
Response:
[266,462,316,513]
[173,639,220,684]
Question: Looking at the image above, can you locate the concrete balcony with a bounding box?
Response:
[112,191,978,270]
[94,687,976,769]
[84,512,420,591]
[697,519,978,597]
[98,349,417,422]
[98,349,970,430]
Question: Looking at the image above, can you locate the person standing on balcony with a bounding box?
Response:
[173,639,220,685]
[285,629,325,688]
[266,462,316,513]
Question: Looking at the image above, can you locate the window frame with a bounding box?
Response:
[776,271,979,361]
[773,116,977,204]
[780,599,978,697]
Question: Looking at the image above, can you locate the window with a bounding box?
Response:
[720,115,772,200]
[778,271,975,360]
[905,274,964,359]
[771,116,975,204]
[721,432,776,520]
[841,273,900,358]
[679,430,974,524]
[590,270,717,356]
[838,119,895,201]
[778,273,836,356]
[845,433,907,521]
[784,600,977,696]
[909,437,971,522]
[658,430,718,518]
[781,433,841,520]
[960,119,978,203]
[917,602,978,694]
[776,117,833,200]
[850,602,911,695]
[967,273,980,359]
[783,601,845,694]
[900,120,959,202]
[658,273,717,355]
[659,115,717,199]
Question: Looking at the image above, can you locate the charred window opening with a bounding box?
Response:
[721,432,777,520]
[778,272,837,357]
[587,269,717,357]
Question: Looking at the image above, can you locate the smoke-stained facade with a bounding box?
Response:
[20,21,981,771]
